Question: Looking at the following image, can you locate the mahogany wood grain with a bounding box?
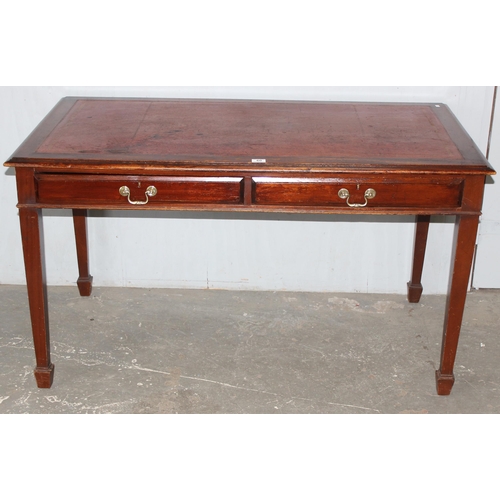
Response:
[37,174,244,206]
[18,208,54,388]
[436,215,481,395]
[252,177,463,209]
[407,215,431,303]
[16,169,54,388]
[73,209,93,296]
[4,97,496,394]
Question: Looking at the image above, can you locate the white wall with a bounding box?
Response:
[472,90,500,288]
[0,86,496,293]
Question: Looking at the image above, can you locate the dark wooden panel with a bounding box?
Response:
[253,177,464,209]
[36,174,244,206]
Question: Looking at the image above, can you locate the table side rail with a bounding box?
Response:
[20,171,487,215]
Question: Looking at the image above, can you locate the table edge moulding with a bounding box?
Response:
[4,96,496,395]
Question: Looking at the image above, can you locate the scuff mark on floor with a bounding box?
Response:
[328,296,405,314]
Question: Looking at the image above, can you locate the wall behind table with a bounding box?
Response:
[471,89,500,288]
[0,86,495,293]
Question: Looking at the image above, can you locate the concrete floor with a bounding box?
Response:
[0,284,499,413]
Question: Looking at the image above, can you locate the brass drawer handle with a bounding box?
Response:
[119,185,157,205]
[338,188,376,207]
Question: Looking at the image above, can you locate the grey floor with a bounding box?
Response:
[1,284,499,413]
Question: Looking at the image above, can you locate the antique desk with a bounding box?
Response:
[4,97,495,395]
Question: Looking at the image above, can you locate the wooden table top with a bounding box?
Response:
[5,97,495,174]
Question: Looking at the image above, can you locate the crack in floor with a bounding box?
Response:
[129,364,380,413]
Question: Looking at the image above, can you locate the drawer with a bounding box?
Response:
[252,177,464,209]
[36,174,244,206]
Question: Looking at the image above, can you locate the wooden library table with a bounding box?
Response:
[4,97,495,395]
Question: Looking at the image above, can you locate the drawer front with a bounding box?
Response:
[253,177,464,209]
[36,175,244,206]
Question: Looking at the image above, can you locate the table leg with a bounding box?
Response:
[73,209,93,296]
[407,215,431,303]
[19,208,54,388]
[436,214,479,396]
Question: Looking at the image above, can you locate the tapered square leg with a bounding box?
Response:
[407,215,431,303]
[19,207,54,388]
[73,209,93,296]
[436,215,479,395]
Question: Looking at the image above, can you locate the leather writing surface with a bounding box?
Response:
[36,100,463,162]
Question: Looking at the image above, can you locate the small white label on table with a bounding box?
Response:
[252,159,266,163]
